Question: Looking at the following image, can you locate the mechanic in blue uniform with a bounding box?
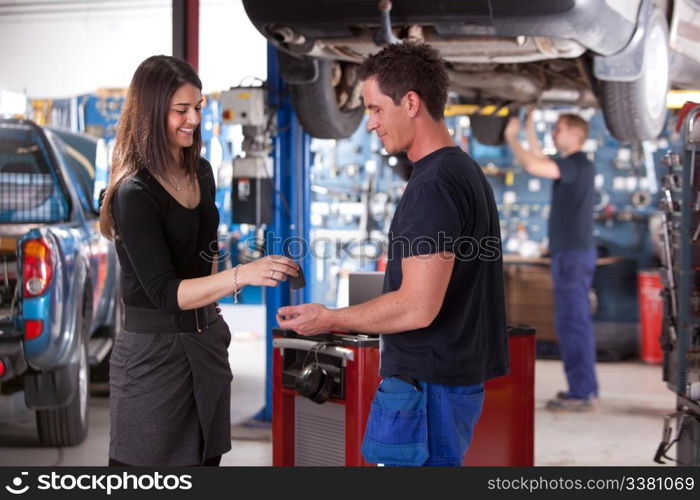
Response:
[505,109,598,412]
[277,42,509,466]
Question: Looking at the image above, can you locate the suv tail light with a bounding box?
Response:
[24,320,44,340]
[23,238,53,297]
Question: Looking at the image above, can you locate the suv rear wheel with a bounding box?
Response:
[91,281,123,385]
[599,6,669,143]
[289,59,364,139]
[36,299,90,446]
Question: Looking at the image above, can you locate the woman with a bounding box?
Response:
[99,55,298,466]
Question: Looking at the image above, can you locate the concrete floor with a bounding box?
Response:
[0,304,678,467]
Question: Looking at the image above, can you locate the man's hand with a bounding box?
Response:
[504,116,520,142]
[525,106,535,127]
[524,105,547,161]
[277,303,332,336]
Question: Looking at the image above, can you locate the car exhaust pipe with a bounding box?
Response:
[374,0,400,46]
[270,25,306,46]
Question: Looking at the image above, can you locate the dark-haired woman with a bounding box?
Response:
[100,55,298,466]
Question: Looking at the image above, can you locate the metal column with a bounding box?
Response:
[172,0,199,71]
[258,45,311,421]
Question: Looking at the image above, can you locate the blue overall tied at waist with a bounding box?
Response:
[361,376,485,466]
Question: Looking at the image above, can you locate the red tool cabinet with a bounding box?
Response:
[272,325,534,466]
[272,329,380,466]
[463,325,536,466]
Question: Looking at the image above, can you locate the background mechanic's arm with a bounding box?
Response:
[505,116,561,179]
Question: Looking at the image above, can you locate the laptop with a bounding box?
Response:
[348,271,386,306]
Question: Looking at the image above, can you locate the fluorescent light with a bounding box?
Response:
[0,90,28,117]
[667,90,700,109]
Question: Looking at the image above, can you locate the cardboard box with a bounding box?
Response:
[504,263,557,341]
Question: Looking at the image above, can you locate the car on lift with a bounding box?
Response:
[243,0,700,144]
[0,119,121,446]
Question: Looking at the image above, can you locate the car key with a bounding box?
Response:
[289,265,306,290]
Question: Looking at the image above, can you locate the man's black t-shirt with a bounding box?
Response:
[381,146,509,386]
[549,151,595,253]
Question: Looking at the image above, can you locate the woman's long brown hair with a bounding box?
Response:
[99,55,203,239]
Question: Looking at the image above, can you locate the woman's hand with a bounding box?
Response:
[237,255,300,287]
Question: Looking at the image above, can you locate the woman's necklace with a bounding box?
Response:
[169,172,189,192]
[167,152,188,191]
[172,175,186,191]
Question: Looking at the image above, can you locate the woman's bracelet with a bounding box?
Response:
[232,264,242,304]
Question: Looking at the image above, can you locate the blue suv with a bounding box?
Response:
[0,119,121,446]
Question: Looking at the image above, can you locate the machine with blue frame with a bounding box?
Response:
[225,46,312,421]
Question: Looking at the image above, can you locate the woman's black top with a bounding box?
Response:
[111,158,219,317]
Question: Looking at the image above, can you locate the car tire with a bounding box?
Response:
[599,7,669,143]
[90,283,123,385]
[36,335,90,446]
[289,59,364,139]
[470,114,510,146]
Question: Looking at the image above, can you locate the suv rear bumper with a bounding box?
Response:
[0,322,78,408]
[0,323,27,381]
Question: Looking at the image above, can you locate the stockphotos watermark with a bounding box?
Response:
[199,232,502,264]
[4,470,192,496]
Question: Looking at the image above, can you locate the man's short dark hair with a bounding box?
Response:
[358,42,448,121]
[559,113,589,142]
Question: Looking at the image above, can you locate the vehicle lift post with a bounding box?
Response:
[257,44,312,421]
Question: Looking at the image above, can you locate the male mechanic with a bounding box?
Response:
[277,42,509,466]
[505,110,598,412]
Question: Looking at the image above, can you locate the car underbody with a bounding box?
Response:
[285,29,599,107]
[244,0,700,142]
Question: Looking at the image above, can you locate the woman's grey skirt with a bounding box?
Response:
[109,317,233,466]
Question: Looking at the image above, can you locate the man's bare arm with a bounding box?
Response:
[277,252,455,335]
[333,252,454,333]
[525,108,548,160]
[505,117,560,180]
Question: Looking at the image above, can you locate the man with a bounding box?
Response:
[504,109,598,412]
[277,42,508,466]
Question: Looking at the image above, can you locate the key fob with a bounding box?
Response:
[289,265,306,290]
